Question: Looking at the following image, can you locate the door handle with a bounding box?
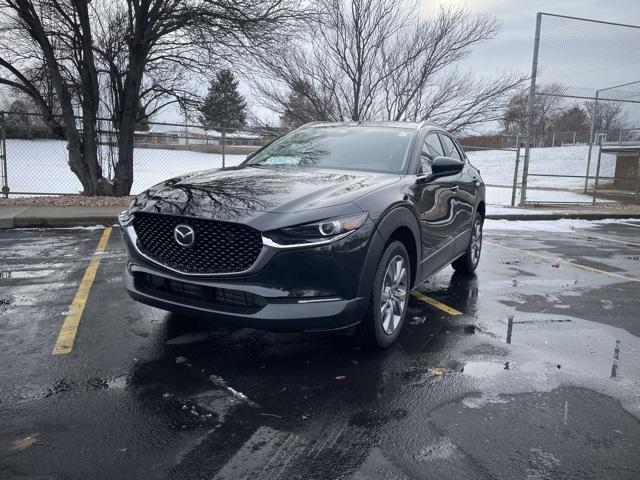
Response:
[450,185,459,192]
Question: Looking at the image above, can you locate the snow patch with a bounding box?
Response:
[484,218,629,232]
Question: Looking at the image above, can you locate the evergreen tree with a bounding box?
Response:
[280,80,332,129]
[199,70,247,132]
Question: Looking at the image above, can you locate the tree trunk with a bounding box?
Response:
[66,135,95,195]
[112,64,145,196]
[113,122,135,196]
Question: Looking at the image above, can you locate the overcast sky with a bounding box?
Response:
[164,0,640,124]
[425,0,640,85]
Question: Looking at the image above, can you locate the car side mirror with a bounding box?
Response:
[431,156,464,177]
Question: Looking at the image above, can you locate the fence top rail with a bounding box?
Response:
[534,92,640,104]
[538,12,640,30]
[461,145,518,152]
[0,110,286,135]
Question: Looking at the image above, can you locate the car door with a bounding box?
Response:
[412,131,461,278]
[437,132,471,245]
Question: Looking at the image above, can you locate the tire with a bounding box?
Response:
[452,214,483,273]
[356,240,410,348]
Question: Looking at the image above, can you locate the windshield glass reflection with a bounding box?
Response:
[245,127,415,173]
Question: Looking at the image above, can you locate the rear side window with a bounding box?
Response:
[439,134,463,162]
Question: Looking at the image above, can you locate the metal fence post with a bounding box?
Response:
[221,127,226,168]
[184,115,189,146]
[0,111,8,198]
[584,90,599,193]
[511,146,521,207]
[635,156,640,204]
[520,12,542,206]
[591,135,603,205]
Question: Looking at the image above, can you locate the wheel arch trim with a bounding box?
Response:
[356,205,422,301]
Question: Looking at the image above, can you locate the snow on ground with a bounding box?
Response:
[464,144,615,205]
[485,205,557,216]
[485,185,607,206]
[467,145,615,190]
[484,218,628,232]
[130,147,245,193]
[5,139,616,205]
[6,139,245,195]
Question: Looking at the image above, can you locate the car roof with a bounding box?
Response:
[297,120,444,131]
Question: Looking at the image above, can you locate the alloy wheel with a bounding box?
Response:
[380,255,408,335]
[470,218,482,265]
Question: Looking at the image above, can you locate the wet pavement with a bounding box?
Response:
[1,221,640,479]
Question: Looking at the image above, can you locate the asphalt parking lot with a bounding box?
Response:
[1,220,640,479]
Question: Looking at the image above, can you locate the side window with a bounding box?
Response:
[439,134,463,162]
[419,133,445,174]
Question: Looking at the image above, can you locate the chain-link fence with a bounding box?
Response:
[0,110,536,207]
[0,111,284,197]
[1,110,528,205]
[502,128,640,149]
[3,106,635,206]
[519,13,640,205]
[462,145,522,206]
[0,112,7,197]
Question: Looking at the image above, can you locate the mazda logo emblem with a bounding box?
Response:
[174,224,195,247]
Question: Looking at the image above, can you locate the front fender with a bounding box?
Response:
[356,206,422,301]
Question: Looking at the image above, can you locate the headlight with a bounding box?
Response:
[264,212,368,247]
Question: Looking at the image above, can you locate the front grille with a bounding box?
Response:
[134,272,266,313]
[132,212,263,274]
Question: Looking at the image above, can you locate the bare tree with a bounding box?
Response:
[255,1,526,132]
[0,0,106,194]
[0,0,304,196]
[502,84,566,143]
[583,100,627,133]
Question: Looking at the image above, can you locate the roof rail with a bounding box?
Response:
[297,121,328,130]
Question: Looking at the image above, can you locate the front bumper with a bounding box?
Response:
[125,266,364,332]
[121,220,376,332]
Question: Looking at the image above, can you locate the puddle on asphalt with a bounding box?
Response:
[451,278,640,419]
[115,268,640,439]
[407,267,640,421]
[462,361,510,378]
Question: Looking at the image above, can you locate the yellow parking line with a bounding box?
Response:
[485,239,640,284]
[52,227,112,355]
[411,291,463,316]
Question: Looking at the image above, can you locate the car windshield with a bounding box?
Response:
[244,127,415,173]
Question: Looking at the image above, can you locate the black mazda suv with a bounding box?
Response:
[120,121,485,347]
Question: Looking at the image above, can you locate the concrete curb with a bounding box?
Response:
[0,206,30,229]
[485,212,640,221]
[1,206,640,229]
[0,206,123,229]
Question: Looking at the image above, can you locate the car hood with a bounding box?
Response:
[129,166,400,222]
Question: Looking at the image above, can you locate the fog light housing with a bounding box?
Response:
[118,210,134,226]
